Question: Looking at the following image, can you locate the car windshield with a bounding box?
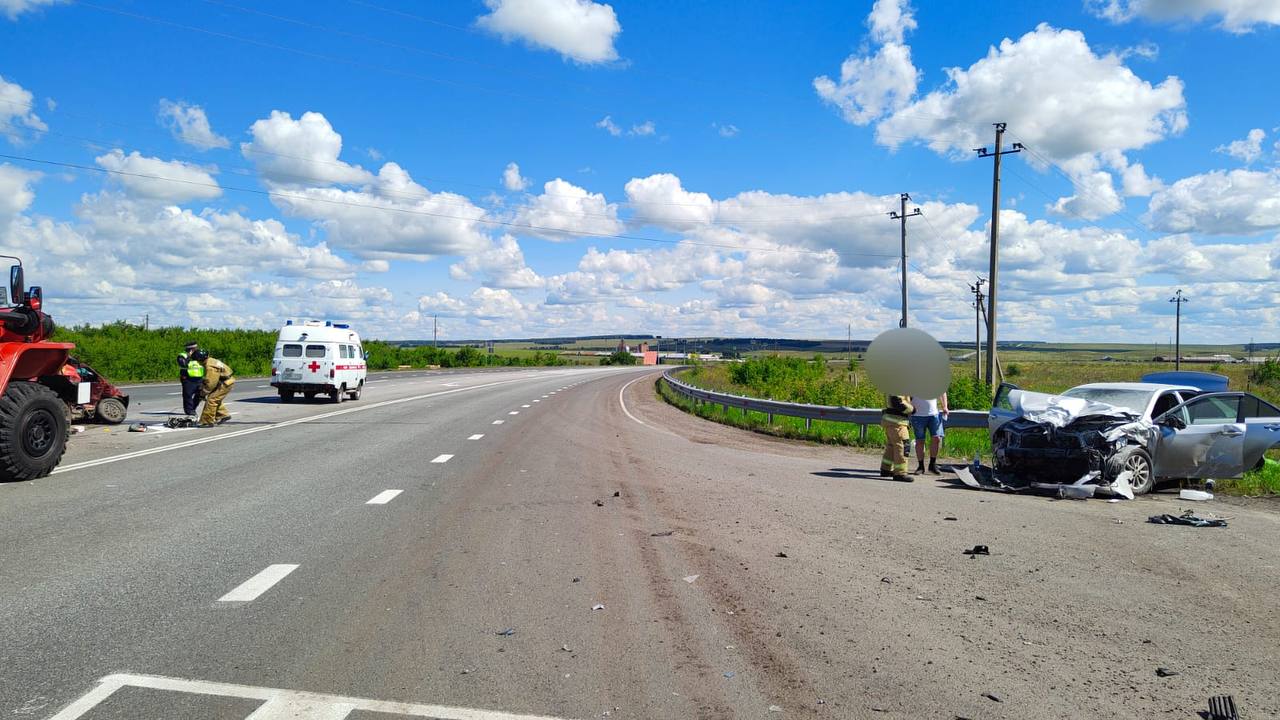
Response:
[1059,387,1154,415]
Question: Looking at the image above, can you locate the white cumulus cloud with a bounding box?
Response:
[241,110,372,187]
[157,99,230,151]
[1146,168,1280,235]
[477,0,621,64]
[813,0,918,126]
[503,161,530,191]
[0,74,46,142]
[0,0,63,20]
[1215,128,1266,164]
[1088,0,1280,33]
[93,150,222,203]
[513,178,623,240]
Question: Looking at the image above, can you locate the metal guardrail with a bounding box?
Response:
[660,369,988,439]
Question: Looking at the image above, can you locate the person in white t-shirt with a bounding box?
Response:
[909,393,949,475]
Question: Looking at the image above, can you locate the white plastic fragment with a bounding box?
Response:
[1179,489,1213,501]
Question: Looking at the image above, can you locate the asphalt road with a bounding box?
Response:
[3,368,1279,719]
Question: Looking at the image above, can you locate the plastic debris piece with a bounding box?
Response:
[1155,667,1179,677]
[723,671,735,679]
[560,644,573,652]
[592,603,605,611]
[613,491,620,497]
[593,499,605,507]
[1056,484,1095,500]
[1207,695,1239,720]
[71,425,86,434]
[1179,489,1214,501]
[683,575,699,584]
[496,628,515,636]
[880,577,892,584]
[943,516,958,521]
[982,692,1002,703]
[962,545,990,556]
[768,705,783,713]
[128,423,147,432]
[1148,512,1227,528]
[572,577,581,583]
[775,552,788,558]
[651,530,674,537]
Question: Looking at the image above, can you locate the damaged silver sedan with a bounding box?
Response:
[969,375,1280,497]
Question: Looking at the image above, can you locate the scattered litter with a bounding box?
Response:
[723,671,736,679]
[1057,484,1095,500]
[683,575,699,584]
[982,692,1003,703]
[560,644,573,652]
[1207,694,1240,720]
[592,603,605,611]
[127,423,147,432]
[650,530,674,537]
[1155,667,1179,677]
[572,577,581,583]
[880,577,892,584]
[1107,499,1122,504]
[70,425,86,434]
[962,545,990,557]
[164,416,199,429]
[943,516,958,521]
[613,491,620,497]
[593,499,605,507]
[975,595,987,601]
[496,628,515,636]
[1112,518,1124,524]
[460,668,474,675]
[1179,489,1214,501]
[725,645,735,650]
[1148,512,1227,528]
[768,706,782,713]
[775,552,788,558]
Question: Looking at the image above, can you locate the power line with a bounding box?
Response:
[0,151,903,261]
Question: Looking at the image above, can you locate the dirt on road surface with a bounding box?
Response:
[598,373,1280,718]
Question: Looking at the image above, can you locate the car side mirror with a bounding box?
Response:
[1161,415,1186,430]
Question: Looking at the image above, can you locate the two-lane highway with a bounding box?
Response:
[4,367,1280,719]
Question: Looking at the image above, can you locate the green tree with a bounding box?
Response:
[603,350,638,366]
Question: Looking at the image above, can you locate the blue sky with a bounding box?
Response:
[1,0,1278,343]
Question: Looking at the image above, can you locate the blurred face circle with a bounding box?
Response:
[864,327,950,398]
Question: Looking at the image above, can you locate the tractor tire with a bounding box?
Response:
[0,381,70,481]
[96,397,127,424]
[1107,445,1155,496]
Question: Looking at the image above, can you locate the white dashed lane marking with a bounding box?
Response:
[492,420,504,425]
[218,564,299,603]
[468,434,484,440]
[508,411,519,415]
[430,454,454,463]
[365,490,402,505]
[521,404,530,408]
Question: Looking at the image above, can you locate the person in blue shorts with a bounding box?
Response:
[909,393,948,475]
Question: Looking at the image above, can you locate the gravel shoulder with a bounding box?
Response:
[618,372,1280,718]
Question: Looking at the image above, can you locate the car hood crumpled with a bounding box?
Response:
[1008,389,1137,427]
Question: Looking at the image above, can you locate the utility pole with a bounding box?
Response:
[144,313,149,331]
[1169,289,1188,370]
[975,123,1023,389]
[968,278,986,382]
[888,193,921,328]
[433,314,438,348]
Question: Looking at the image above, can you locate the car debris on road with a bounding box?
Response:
[1147,512,1228,528]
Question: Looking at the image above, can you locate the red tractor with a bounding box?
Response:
[0,258,77,481]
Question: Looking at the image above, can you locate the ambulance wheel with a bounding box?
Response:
[348,382,362,401]
[96,397,127,424]
[330,386,344,403]
[279,391,295,403]
[0,381,70,481]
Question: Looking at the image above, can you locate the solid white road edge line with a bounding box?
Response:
[619,371,674,436]
[366,490,403,505]
[46,673,572,720]
[492,420,504,425]
[218,564,299,602]
[431,454,453,463]
[468,434,484,440]
[52,375,537,475]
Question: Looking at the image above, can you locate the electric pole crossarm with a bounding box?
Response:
[888,192,922,329]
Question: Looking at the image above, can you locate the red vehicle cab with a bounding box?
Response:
[59,357,129,424]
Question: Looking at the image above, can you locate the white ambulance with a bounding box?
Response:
[270,320,367,403]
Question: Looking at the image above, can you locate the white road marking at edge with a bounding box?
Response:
[217,564,299,602]
[431,454,453,463]
[366,490,403,505]
[492,420,504,425]
[52,376,539,476]
[619,372,673,436]
[468,434,484,440]
[47,673,572,720]
[508,411,519,415]
[521,404,531,408]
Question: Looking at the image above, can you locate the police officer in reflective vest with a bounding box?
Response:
[193,349,234,427]
[178,341,204,417]
[880,395,914,482]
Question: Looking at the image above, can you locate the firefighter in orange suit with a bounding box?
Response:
[193,349,235,427]
[880,395,914,481]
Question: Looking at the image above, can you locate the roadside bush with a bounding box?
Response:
[1250,357,1280,386]
[601,350,638,366]
[1006,363,1022,377]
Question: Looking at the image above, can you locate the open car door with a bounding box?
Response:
[988,382,1020,437]
[1153,393,1247,479]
